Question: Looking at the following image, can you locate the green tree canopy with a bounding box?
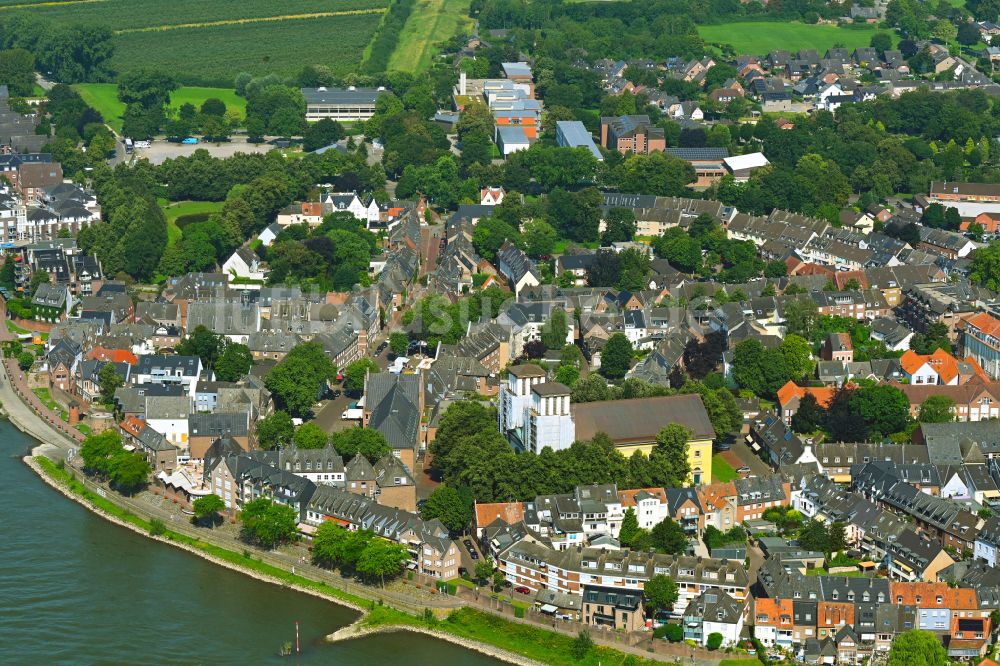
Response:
[918,395,955,423]
[643,573,679,611]
[293,422,329,449]
[886,630,948,666]
[420,484,473,534]
[214,343,252,382]
[256,411,294,450]
[239,497,298,549]
[265,341,336,417]
[330,427,392,463]
[600,333,633,379]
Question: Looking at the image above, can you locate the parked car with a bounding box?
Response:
[181,137,198,144]
[737,465,751,475]
[331,390,341,399]
[514,586,531,595]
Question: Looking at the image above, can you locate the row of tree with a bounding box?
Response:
[430,400,695,502]
[79,431,152,494]
[311,522,410,586]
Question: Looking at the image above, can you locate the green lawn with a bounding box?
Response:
[388,0,473,72]
[712,454,738,483]
[6,320,29,335]
[804,567,867,577]
[73,83,247,133]
[161,200,226,248]
[699,21,895,55]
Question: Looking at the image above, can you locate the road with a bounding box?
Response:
[312,336,394,434]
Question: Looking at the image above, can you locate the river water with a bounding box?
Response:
[0,422,499,665]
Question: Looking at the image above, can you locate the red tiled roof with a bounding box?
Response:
[618,488,667,507]
[777,381,835,409]
[474,501,524,528]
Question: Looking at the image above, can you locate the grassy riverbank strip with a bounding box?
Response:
[30,455,659,666]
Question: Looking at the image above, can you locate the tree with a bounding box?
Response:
[780,334,815,380]
[662,624,684,642]
[521,219,556,258]
[343,357,378,397]
[619,507,641,547]
[870,32,893,55]
[828,521,848,553]
[16,351,33,371]
[600,333,633,379]
[643,574,679,612]
[572,631,594,661]
[587,250,621,287]
[797,519,830,552]
[356,538,410,586]
[731,339,790,399]
[239,497,298,549]
[706,633,724,651]
[214,343,252,382]
[108,449,151,494]
[474,558,495,584]
[791,393,824,434]
[265,342,336,417]
[389,332,409,356]
[97,362,124,405]
[919,395,955,423]
[601,207,637,244]
[886,630,948,666]
[653,424,693,489]
[311,522,352,568]
[909,322,952,354]
[472,216,519,260]
[80,430,123,477]
[176,326,224,369]
[541,308,569,350]
[783,298,819,339]
[294,422,328,449]
[330,427,392,463]
[971,241,1000,291]
[193,493,225,526]
[650,516,688,554]
[421,485,473,534]
[0,48,36,96]
[256,411,294,450]
[851,385,911,438]
[303,118,345,152]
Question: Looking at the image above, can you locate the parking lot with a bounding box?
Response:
[133,136,275,164]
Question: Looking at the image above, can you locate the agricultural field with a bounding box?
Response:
[387,0,473,73]
[698,21,895,56]
[3,0,389,85]
[74,84,246,132]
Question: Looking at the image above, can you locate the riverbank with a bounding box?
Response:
[26,454,664,666]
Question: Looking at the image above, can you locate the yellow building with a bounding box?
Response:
[571,394,717,485]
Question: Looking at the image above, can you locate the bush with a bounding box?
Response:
[706,632,724,651]
[663,623,684,642]
[514,606,525,618]
[148,518,167,536]
[572,631,594,660]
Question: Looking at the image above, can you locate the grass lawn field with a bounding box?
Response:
[162,200,226,248]
[699,21,895,55]
[388,0,472,72]
[712,454,738,483]
[74,84,246,133]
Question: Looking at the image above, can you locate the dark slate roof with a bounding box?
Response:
[365,373,421,451]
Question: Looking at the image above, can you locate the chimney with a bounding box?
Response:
[460,71,467,96]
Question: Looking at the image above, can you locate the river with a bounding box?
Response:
[0,422,500,665]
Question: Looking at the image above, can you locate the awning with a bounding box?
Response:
[540,604,558,614]
[830,474,851,483]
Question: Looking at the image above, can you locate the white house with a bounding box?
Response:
[974,517,1000,567]
[683,590,747,648]
[480,186,505,206]
[322,191,381,228]
[222,247,267,283]
[257,222,282,247]
[133,355,203,398]
[144,395,191,453]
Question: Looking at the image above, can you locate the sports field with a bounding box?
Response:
[4,0,388,84]
[388,0,473,72]
[699,21,895,55]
